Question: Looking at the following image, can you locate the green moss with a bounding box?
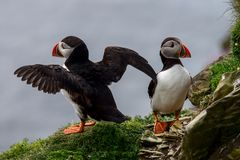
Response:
[0,118,145,160]
[141,109,194,124]
[228,148,240,160]
[210,55,240,91]
[0,110,194,160]
[0,138,47,160]
[209,20,240,92]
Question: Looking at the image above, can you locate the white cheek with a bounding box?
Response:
[58,42,74,58]
[62,49,74,58]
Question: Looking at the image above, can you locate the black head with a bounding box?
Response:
[61,36,85,48]
[160,37,191,71]
[160,37,191,59]
[52,36,89,61]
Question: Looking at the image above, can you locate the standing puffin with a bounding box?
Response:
[148,37,191,134]
[14,36,156,134]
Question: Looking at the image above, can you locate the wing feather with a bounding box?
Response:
[14,64,94,95]
[100,47,156,83]
[32,76,41,87]
[38,78,45,91]
[148,79,157,98]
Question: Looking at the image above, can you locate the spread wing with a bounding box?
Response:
[14,64,94,95]
[98,46,156,83]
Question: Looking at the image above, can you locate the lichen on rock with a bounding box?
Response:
[188,68,212,107]
[212,70,240,101]
[181,88,240,160]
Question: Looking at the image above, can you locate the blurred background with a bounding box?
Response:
[0,0,233,152]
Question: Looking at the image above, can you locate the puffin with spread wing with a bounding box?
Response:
[14,36,156,134]
[148,37,192,134]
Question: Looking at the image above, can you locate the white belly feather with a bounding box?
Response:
[61,64,85,119]
[151,65,191,113]
[61,89,85,119]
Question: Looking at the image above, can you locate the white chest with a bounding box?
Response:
[151,65,191,113]
[62,63,69,71]
[60,64,85,119]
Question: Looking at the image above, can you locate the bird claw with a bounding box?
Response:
[63,121,96,135]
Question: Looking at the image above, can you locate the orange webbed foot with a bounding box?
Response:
[154,121,168,134]
[63,121,96,135]
[169,109,182,128]
[63,125,84,134]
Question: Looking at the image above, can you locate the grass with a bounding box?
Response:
[0,110,193,160]
[231,0,240,19]
[0,119,145,160]
[209,19,240,91]
[210,55,240,91]
[142,109,194,124]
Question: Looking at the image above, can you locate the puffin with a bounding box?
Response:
[148,37,192,134]
[14,36,156,134]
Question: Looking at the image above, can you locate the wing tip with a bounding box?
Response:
[14,67,23,75]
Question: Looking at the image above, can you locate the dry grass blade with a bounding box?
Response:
[231,0,240,18]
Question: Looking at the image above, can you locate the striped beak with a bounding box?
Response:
[179,44,191,58]
[52,43,63,57]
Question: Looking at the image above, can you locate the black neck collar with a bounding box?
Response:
[160,52,183,71]
[65,44,89,67]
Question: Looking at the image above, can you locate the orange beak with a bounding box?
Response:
[180,44,191,58]
[52,43,63,57]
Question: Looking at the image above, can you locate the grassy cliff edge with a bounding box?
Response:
[0,118,145,160]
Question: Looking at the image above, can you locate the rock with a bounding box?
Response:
[155,133,181,140]
[188,54,230,107]
[234,78,240,89]
[139,150,164,160]
[139,149,164,155]
[213,70,240,101]
[168,149,175,156]
[179,116,193,122]
[141,130,164,147]
[173,145,182,157]
[141,137,163,146]
[209,133,240,160]
[139,111,194,160]
[149,155,162,159]
[199,93,213,109]
[157,144,169,149]
[140,127,185,159]
[188,68,212,106]
[180,88,240,160]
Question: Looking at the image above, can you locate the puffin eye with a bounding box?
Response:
[163,41,175,48]
[61,43,71,49]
